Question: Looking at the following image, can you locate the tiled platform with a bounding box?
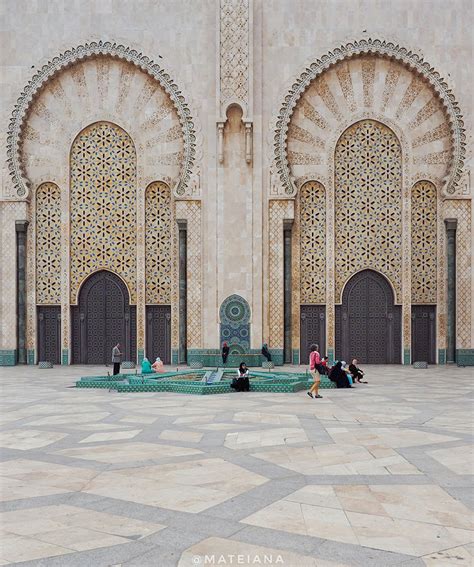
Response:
[0,364,472,566]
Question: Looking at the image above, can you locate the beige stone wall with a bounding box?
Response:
[1,0,472,354]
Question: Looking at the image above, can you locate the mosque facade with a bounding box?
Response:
[0,0,472,367]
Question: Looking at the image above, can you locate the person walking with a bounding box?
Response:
[307,344,322,399]
[112,343,122,375]
[222,342,230,365]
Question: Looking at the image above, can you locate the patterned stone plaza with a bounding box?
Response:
[0,364,473,566]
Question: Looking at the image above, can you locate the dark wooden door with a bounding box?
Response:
[300,305,326,364]
[146,306,171,364]
[72,271,136,364]
[336,270,401,364]
[37,306,61,364]
[412,305,436,364]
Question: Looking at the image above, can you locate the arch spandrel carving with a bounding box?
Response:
[273,39,465,198]
[7,42,198,199]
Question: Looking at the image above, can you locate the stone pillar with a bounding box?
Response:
[136,185,146,364]
[445,218,457,364]
[15,220,29,364]
[283,220,293,363]
[178,220,187,364]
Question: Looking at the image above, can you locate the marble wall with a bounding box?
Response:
[0,0,472,362]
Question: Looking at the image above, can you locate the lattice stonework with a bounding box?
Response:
[300,181,326,303]
[36,183,61,304]
[70,122,137,303]
[335,120,402,300]
[411,181,437,303]
[444,200,472,348]
[145,182,172,304]
[186,202,202,348]
[220,0,249,111]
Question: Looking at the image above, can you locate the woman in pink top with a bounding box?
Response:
[307,344,323,399]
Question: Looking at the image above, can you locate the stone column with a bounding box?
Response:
[136,185,146,364]
[283,220,293,363]
[15,220,29,364]
[445,218,457,364]
[178,220,187,364]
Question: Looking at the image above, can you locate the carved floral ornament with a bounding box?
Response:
[7,41,197,199]
[273,39,466,196]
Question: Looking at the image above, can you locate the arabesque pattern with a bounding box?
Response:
[335,120,402,300]
[36,183,61,304]
[145,182,172,304]
[300,181,326,303]
[70,122,136,303]
[411,181,437,303]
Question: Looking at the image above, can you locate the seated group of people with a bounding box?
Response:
[308,344,367,399]
[141,356,165,374]
[328,358,367,388]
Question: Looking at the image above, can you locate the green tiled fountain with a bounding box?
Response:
[76,369,335,395]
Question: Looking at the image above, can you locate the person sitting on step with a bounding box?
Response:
[141,356,153,374]
[349,358,367,383]
[152,357,164,373]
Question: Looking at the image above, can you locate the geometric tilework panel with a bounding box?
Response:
[411,181,437,303]
[269,200,293,349]
[70,122,137,304]
[219,294,251,353]
[145,182,172,304]
[335,120,402,301]
[36,183,61,304]
[300,181,326,303]
[444,200,472,348]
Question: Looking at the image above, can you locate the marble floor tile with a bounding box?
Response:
[427,445,474,475]
[55,441,202,463]
[79,429,142,443]
[0,429,67,450]
[159,429,204,443]
[83,458,267,513]
[0,505,165,562]
[422,544,474,566]
[0,458,100,491]
[242,484,474,556]
[225,427,308,449]
[232,411,300,426]
[252,443,421,475]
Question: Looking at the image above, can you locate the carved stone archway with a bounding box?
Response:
[7,41,197,199]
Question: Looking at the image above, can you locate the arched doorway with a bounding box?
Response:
[336,270,401,364]
[72,271,136,364]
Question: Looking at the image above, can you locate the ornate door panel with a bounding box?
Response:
[146,306,171,364]
[37,306,61,364]
[72,271,135,364]
[336,270,401,364]
[412,306,436,364]
[300,306,326,365]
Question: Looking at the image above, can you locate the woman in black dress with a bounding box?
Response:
[329,361,351,389]
[231,362,250,392]
[222,342,230,365]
